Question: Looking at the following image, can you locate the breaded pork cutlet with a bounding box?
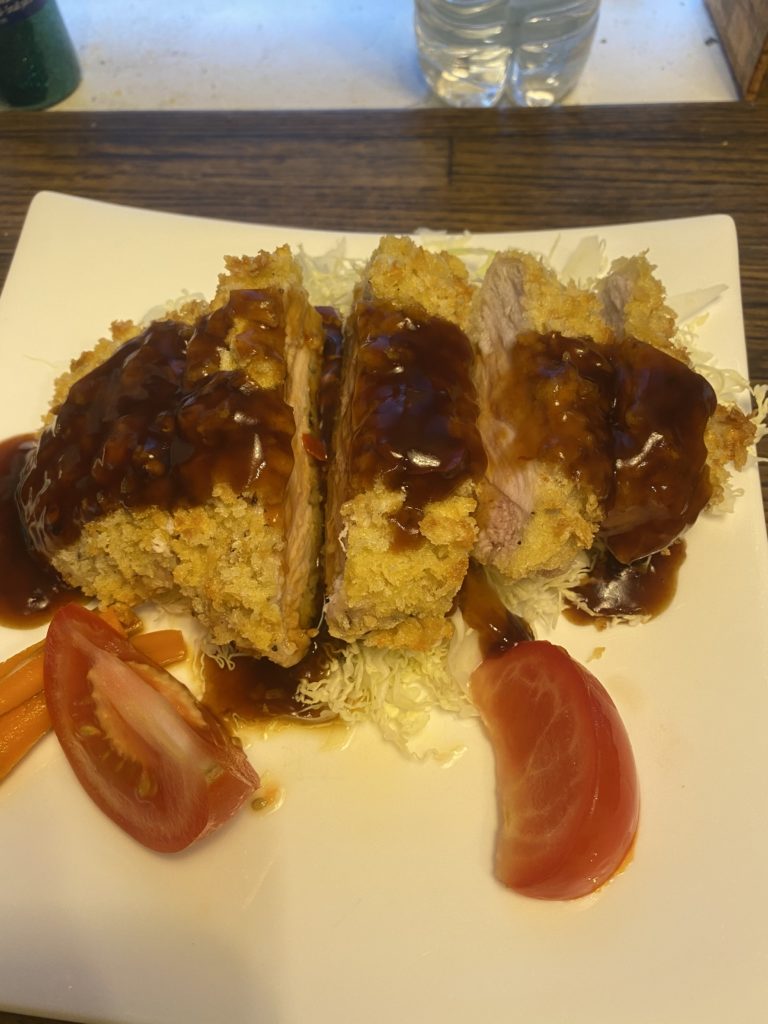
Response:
[323,236,485,650]
[18,248,324,666]
[595,254,756,516]
[472,250,755,579]
[471,250,614,581]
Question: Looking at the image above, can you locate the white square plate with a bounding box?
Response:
[1,193,766,1024]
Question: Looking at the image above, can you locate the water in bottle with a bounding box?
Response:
[414,0,512,108]
[508,1,600,107]
[414,0,600,109]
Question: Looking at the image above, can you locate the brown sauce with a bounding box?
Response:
[201,622,346,724]
[316,305,344,458]
[348,300,486,549]
[564,540,687,626]
[0,434,81,628]
[502,332,716,564]
[505,331,615,502]
[18,289,296,558]
[458,560,533,658]
[601,339,716,564]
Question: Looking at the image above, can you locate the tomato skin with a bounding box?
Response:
[44,605,259,853]
[471,640,639,900]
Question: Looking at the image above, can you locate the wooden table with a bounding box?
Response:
[0,102,767,1024]
[1,103,767,523]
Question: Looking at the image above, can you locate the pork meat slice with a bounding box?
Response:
[471,251,614,581]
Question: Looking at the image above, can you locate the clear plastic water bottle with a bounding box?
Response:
[414,0,513,108]
[414,0,600,109]
[508,1,600,107]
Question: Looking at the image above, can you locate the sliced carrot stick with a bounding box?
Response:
[0,618,186,784]
[94,608,184,664]
[130,629,187,666]
[0,692,51,782]
[97,605,142,636]
[96,606,127,634]
[0,638,44,676]
[0,641,45,716]
[0,619,185,720]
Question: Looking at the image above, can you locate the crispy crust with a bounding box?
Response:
[324,236,480,649]
[598,253,757,511]
[471,250,613,580]
[40,248,324,665]
[471,248,755,580]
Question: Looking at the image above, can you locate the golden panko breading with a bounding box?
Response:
[361,234,476,334]
[705,403,756,506]
[19,248,324,666]
[324,236,483,650]
[597,254,680,356]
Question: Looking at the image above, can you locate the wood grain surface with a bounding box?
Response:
[0,102,767,1024]
[2,104,766,522]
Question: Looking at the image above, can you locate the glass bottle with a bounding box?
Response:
[0,0,81,110]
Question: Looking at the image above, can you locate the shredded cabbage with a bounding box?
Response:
[488,553,591,632]
[557,235,607,285]
[295,612,478,760]
[295,240,362,312]
[668,284,728,324]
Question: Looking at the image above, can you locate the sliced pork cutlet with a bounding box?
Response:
[323,236,485,651]
[596,253,679,355]
[18,248,324,666]
[594,255,755,563]
[470,250,615,582]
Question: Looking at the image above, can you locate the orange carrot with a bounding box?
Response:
[96,606,141,636]
[96,606,127,634]
[94,608,185,664]
[0,621,185,720]
[0,641,45,715]
[130,629,187,666]
[0,638,44,676]
[0,693,51,782]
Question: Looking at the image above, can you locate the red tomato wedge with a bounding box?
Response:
[44,604,259,853]
[470,640,639,900]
